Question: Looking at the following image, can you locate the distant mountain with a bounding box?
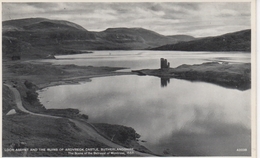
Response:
[3,18,87,32]
[3,18,198,59]
[3,18,95,45]
[153,29,251,52]
[5,18,250,60]
[94,27,181,49]
[167,35,196,42]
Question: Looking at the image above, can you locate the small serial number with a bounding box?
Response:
[236,148,247,152]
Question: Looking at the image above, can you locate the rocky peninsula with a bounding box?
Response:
[133,61,251,91]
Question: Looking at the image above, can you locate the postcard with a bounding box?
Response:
[1,0,256,157]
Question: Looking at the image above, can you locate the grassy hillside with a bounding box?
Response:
[3,17,249,60]
[96,27,178,49]
[153,29,251,52]
[3,18,87,32]
[2,18,96,59]
[2,18,198,59]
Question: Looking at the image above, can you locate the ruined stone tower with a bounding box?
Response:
[160,58,170,69]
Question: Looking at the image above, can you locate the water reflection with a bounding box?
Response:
[38,75,251,156]
[161,77,170,87]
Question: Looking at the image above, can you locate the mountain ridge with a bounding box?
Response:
[3,18,195,57]
[153,29,251,52]
[3,18,87,32]
[2,18,250,59]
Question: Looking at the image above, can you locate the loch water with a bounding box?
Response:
[38,51,251,156]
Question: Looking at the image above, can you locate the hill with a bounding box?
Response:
[4,18,250,60]
[167,35,195,42]
[2,18,95,59]
[153,29,251,52]
[3,18,197,59]
[94,27,180,49]
[3,18,87,32]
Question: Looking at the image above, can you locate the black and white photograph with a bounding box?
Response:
[2,1,256,157]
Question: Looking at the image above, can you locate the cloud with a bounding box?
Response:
[2,2,251,37]
[3,3,45,16]
[26,3,59,10]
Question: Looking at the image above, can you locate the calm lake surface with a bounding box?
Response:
[39,51,251,156]
[42,50,250,71]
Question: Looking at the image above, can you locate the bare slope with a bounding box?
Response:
[153,29,251,52]
[3,18,87,32]
[96,27,178,49]
[3,18,197,59]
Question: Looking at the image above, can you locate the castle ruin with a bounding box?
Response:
[160,58,170,69]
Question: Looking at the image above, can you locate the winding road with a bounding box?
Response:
[4,84,154,157]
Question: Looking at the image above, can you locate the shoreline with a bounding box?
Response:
[4,83,154,156]
[3,59,251,157]
[3,59,154,156]
[133,62,251,91]
[37,72,136,89]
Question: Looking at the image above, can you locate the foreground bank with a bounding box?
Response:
[2,60,155,156]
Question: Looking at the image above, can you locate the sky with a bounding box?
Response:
[2,2,251,37]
